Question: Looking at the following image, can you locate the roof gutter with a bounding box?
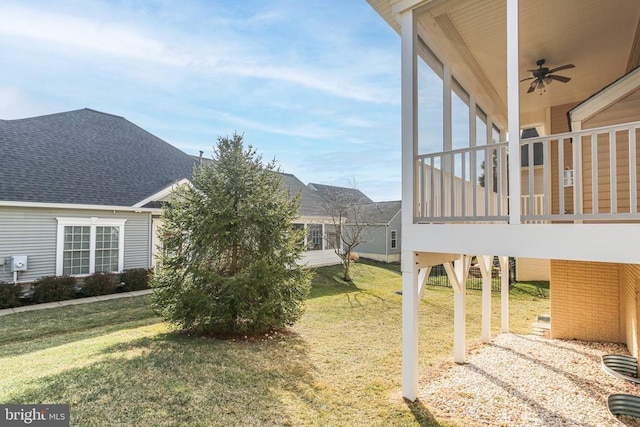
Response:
[0,200,161,213]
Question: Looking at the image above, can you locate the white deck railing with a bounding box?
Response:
[520,120,639,222]
[416,143,509,222]
[414,121,640,224]
[520,195,546,224]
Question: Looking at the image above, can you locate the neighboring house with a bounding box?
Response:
[0,109,346,285]
[348,201,402,263]
[368,0,640,401]
[0,108,196,284]
[307,183,401,263]
[282,175,343,267]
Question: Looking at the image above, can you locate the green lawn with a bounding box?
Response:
[0,261,548,426]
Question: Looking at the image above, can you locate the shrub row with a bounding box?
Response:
[0,282,21,309]
[0,268,152,309]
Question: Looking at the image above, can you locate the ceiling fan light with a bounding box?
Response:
[544,76,552,85]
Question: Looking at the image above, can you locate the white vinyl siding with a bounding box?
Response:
[0,206,152,284]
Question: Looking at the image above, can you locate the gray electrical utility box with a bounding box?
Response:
[11,255,28,272]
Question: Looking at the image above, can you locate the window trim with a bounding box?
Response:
[390,230,398,249]
[56,217,127,276]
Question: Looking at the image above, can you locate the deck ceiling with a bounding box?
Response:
[415,0,640,118]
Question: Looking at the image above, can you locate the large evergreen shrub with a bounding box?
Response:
[151,134,311,335]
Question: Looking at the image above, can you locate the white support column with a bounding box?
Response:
[444,256,470,364]
[400,8,419,402]
[443,63,453,177]
[453,256,467,363]
[478,255,493,343]
[402,251,419,401]
[401,9,418,228]
[499,256,510,333]
[507,0,521,224]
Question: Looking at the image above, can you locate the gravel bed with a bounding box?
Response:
[420,334,639,426]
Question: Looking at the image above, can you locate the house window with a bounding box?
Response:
[56,217,126,276]
[308,224,323,251]
[390,230,398,249]
[95,226,120,272]
[63,226,91,275]
[520,127,544,167]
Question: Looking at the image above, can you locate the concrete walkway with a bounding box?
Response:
[0,289,154,317]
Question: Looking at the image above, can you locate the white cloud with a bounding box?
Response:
[208,110,338,140]
[0,3,398,105]
[0,5,186,66]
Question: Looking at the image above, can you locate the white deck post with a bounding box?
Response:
[453,257,467,364]
[402,252,419,401]
[478,255,493,343]
[400,8,419,401]
[507,0,521,224]
[444,256,470,363]
[499,256,510,333]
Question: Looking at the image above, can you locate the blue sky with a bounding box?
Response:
[0,1,402,201]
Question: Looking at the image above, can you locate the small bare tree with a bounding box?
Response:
[321,188,375,282]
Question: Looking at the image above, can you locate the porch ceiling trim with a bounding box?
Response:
[569,66,640,126]
[627,15,640,72]
[391,0,434,16]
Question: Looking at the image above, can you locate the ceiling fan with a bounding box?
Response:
[520,59,575,94]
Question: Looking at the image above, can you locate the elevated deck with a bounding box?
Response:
[414,121,640,227]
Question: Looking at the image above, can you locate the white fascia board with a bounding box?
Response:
[132,178,192,208]
[391,0,433,16]
[295,215,335,224]
[402,223,640,264]
[0,200,160,213]
[570,67,640,125]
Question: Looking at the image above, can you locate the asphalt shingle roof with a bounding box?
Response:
[0,109,197,206]
[349,200,401,224]
[307,183,373,204]
[280,173,328,217]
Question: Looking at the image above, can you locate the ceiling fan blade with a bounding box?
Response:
[520,77,535,82]
[548,64,575,73]
[549,74,571,83]
[527,80,537,93]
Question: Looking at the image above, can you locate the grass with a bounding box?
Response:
[0,261,548,426]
